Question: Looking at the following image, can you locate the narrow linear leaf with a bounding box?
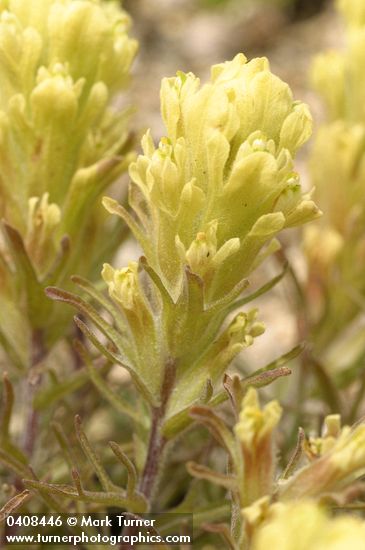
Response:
[74,415,115,493]
[186,461,237,491]
[2,222,38,287]
[227,263,288,313]
[281,427,305,480]
[189,406,240,469]
[0,490,31,523]
[74,340,140,423]
[102,197,149,252]
[52,422,78,470]
[1,373,14,443]
[44,235,71,285]
[0,449,33,479]
[202,523,238,550]
[210,344,301,409]
[109,441,138,496]
[71,469,84,496]
[71,275,127,333]
[0,459,65,514]
[45,287,124,351]
[74,316,158,406]
[311,357,342,412]
[23,480,147,513]
[139,257,174,307]
[223,374,244,416]
[3,222,49,323]
[210,366,292,408]
[34,368,95,410]
[251,343,304,376]
[240,366,292,391]
[206,277,250,315]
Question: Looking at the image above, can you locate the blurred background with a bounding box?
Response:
[125,0,335,135]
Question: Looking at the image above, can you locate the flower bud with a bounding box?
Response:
[235,388,282,505]
[102,262,139,311]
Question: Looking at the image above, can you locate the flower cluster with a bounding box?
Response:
[0,0,137,367]
[105,53,319,303]
[192,390,365,548]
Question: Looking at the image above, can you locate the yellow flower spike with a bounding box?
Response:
[304,414,342,459]
[252,501,365,550]
[121,54,319,302]
[234,388,281,506]
[228,311,266,347]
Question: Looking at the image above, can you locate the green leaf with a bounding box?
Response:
[0,491,31,523]
[73,317,158,406]
[74,340,140,424]
[34,367,96,410]
[187,461,237,491]
[23,480,148,513]
[52,422,79,471]
[45,287,126,352]
[0,373,14,444]
[210,344,302,408]
[3,222,51,326]
[227,262,289,313]
[74,415,115,493]
[71,275,127,334]
[202,523,238,550]
[0,449,33,479]
[189,406,241,471]
[102,196,150,252]
[109,441,138,497]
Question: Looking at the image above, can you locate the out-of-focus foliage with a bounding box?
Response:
[0,0,137,368]
[305,0,365,364]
